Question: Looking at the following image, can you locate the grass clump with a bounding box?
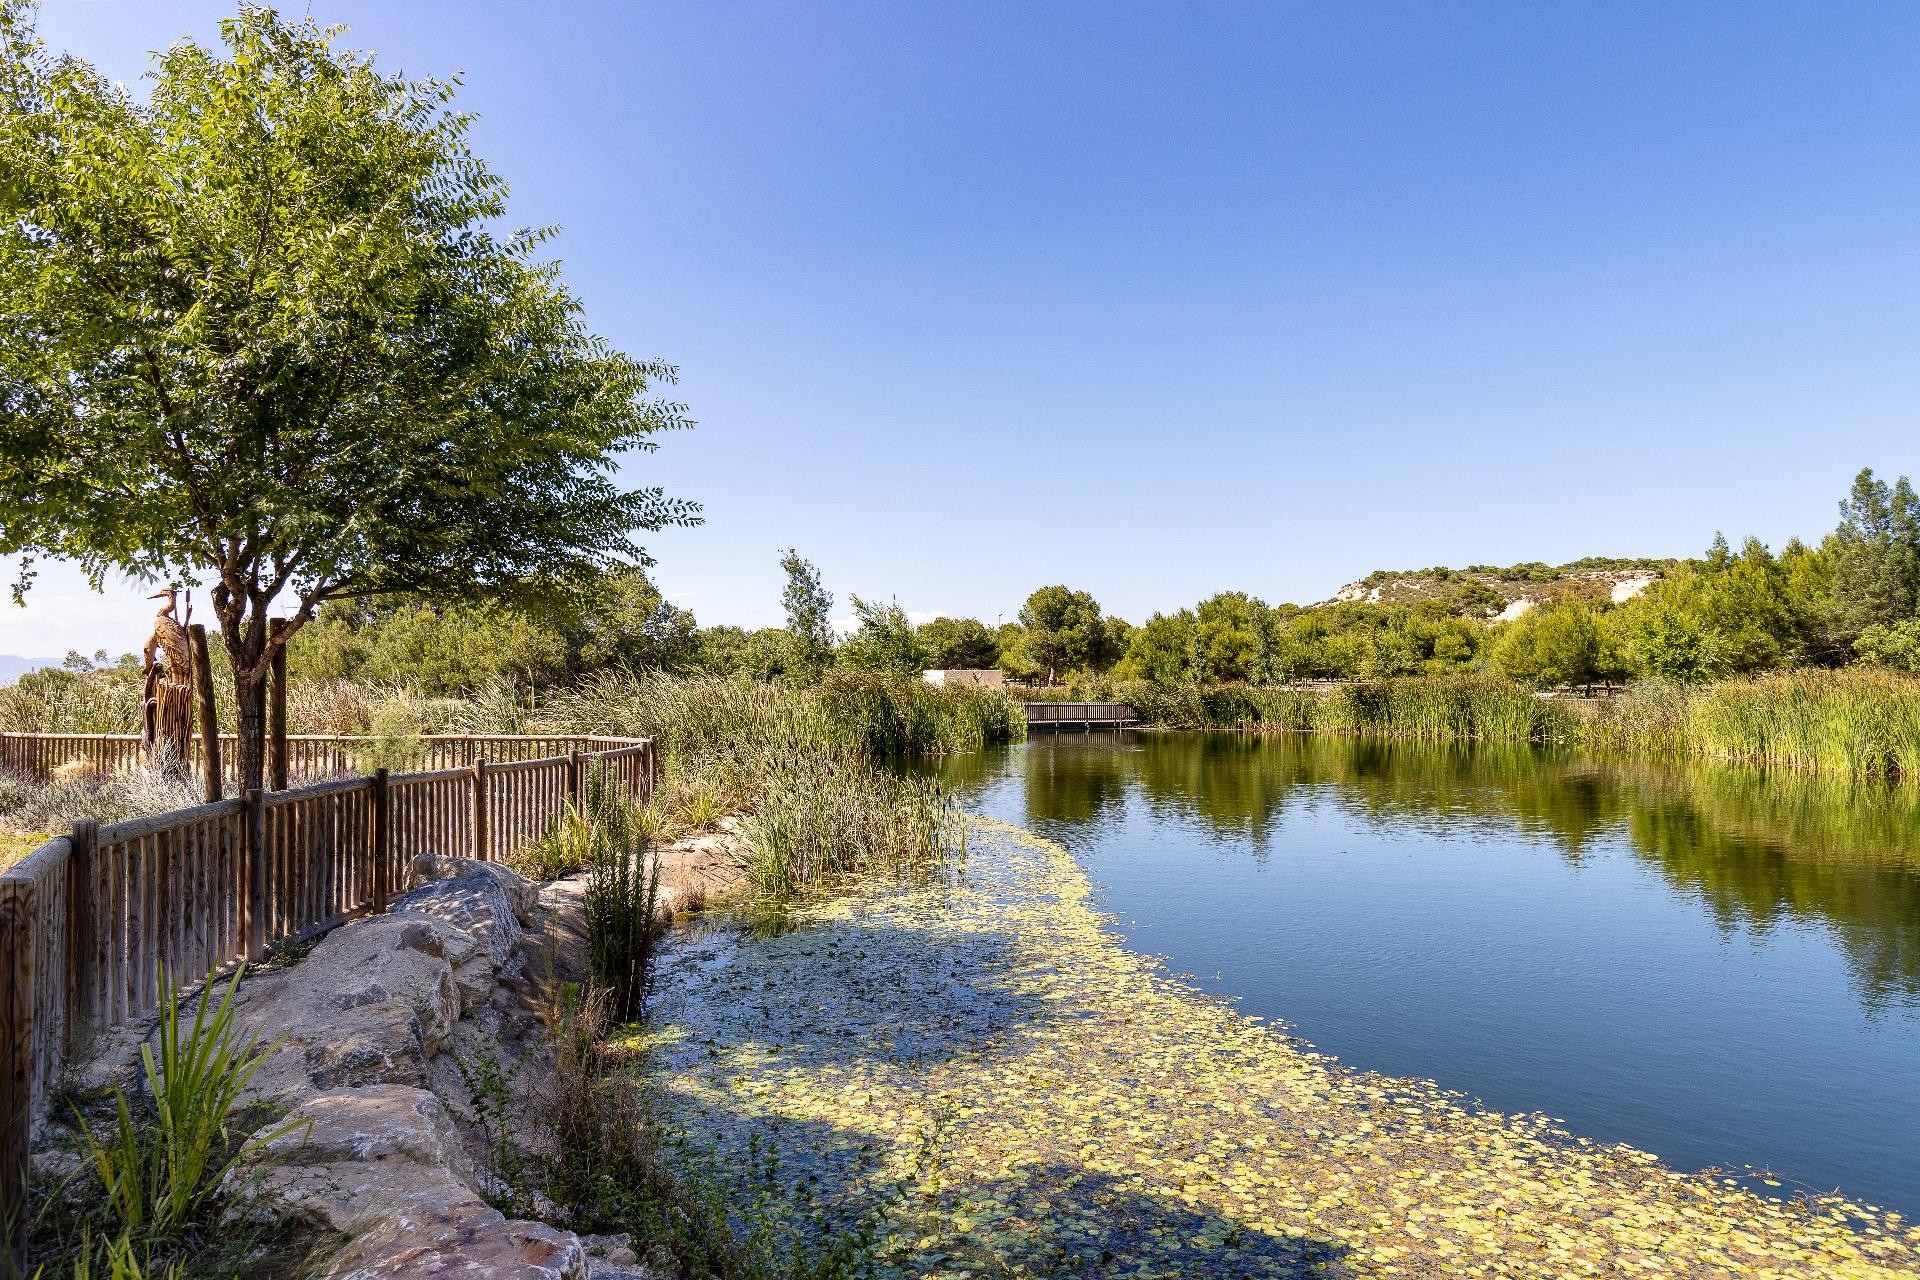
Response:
[584,793,664,1024]
[538,673,970,898]
[20,968,319,1278]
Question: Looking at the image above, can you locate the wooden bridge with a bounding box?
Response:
[1025,701,1139,731]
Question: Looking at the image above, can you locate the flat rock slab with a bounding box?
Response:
[324,1200,586,1280]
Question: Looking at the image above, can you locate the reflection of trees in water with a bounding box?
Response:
[950,733,1920,1010]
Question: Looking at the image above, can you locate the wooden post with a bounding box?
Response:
[566,751,582,813]
[0,875,34,1251]
[187,624,222,802]
[66,821,98,1048]
[471,759,489,862]
[267,620,288,792]
[244,790,267,960]
[371,769,391,914]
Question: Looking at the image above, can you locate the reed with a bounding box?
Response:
[1587,668,1920,781]
[537,672,973,898]
[1120,675,1576,744]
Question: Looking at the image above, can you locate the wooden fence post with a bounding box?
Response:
[371,769,391,914]
[471,760,489,862]
[66,821,98,1049]
[244,790,268,960]
[188,625,222,802]
[0,875,34,1251]
[267,621,288,792]
[566,751,582,813]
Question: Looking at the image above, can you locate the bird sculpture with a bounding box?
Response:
[142,589,196,779]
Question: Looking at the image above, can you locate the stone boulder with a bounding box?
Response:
[232,915,466,1106]
[393,864,528,1004]
[325,1200,586,1279]
[234,1084,474,1237]
[412,854,541,925]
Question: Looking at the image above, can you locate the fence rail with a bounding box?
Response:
[0,733,656,1233]
[1024,702,1139,730]
[0,732,640,789]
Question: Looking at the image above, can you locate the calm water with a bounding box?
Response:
[926,732,1920,1215]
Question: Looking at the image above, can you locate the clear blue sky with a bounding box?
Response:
[4,0,1918,655]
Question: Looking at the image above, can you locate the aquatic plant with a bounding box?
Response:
[647,818,1920,1279]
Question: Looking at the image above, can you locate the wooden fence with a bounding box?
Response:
[0,732,636,789]
[1024,702,1139,730]
[0,734,656,1234]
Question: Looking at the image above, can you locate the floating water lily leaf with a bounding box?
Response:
[647,818,1920,1278]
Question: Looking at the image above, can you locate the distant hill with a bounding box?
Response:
[1321,558,1674,620]
[0,655,59,684]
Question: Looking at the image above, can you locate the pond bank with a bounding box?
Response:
[648,817,1920,1279]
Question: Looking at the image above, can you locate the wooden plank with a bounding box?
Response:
[0,875,33,1249]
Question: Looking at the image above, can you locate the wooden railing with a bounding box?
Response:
[1024,702,1138,730]
[0,735,656,1231]
[0,731,636,789]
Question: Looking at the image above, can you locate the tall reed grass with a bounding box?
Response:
[1117,675,1578,744]
[1586,668,1920,781]
[535,672,984,897]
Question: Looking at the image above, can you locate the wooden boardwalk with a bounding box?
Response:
[1025,702,1138,731]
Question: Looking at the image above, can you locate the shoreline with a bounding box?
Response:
[645,815,1920,1278]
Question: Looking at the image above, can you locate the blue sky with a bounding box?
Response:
[4,1,1918,656]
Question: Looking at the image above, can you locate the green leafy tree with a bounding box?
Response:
[0,8,696,789]
[1489,600,1602,688]
[778,548,834,676]
[838,595,930,673]
[918,617,1000,670]
[1855,618,1920,674]
[1017,585,1117,683]
[1116,611,1196,683]
[1832,467,1920,644]
[995,622,1042,682]
[561,566,698,674]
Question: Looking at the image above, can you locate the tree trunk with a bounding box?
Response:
[234,660,269,796]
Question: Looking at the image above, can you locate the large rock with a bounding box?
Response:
[232,915,465,1106]
[394,864,528,1003]
[324,1200,587,1279]
[235,1085,475,1237]
[412,854,541,925]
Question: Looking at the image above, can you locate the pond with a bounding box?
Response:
[925,731,1920,1217]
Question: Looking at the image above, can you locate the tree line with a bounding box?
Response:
[262,465,1920,696]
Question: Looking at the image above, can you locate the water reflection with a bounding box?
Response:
[930,732,1920,1011]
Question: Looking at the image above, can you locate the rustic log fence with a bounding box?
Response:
[0,731,630,790]
[0,733,656,1237]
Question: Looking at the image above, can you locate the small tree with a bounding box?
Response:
[1017,585,1116,684]
[0,8,697,790]
[778,548,834,676]
[917,617,1000,671]
[838,596,929,673]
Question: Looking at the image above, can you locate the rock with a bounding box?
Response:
[580,1233,637,1265]
[324,1200,587,1279]
[412,853,542,925]
[234,1085,475,1237]
[230,915,464,1106]
[393,868,526,1003]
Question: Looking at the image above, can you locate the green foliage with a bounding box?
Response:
[1490,600,1603,688]
[1832,467,1920,642]
[835,597,929,674]
[77,967,306,1247]
[779,549,835,677]
[358,699,426,773]
[581,791,663,1023]
[1855,618,1920,674]
[0,6,695,789]
[535,672,996,896]
[1017,585,1120,682]
[1119,675,1575,744]
[915,617,1000,671]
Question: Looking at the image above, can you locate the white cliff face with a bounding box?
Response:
[1494,598,1536,622]
[1610,574,1658,603]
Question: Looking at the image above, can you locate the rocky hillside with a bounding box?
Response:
[1323,558,1672,620]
